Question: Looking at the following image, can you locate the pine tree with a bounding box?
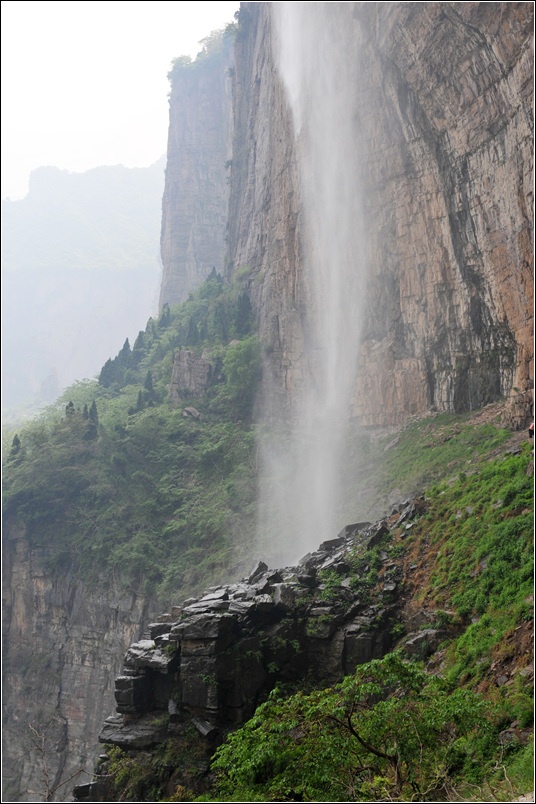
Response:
[99,358,115,388]
[144,371,154,396]
[117,338,131,368]
[158,303,171,329]
[89,400,99,425]
[214,300,229,342]
[235,292,253,336]
[10,434,21,456]
[133,331,145,351]
[186,318,200,346]
[131,331,145,367]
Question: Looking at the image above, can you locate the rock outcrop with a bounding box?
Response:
[100,523,396,733]
[169,349,216,404]
[74,505,437,801]
[76,490,498,804]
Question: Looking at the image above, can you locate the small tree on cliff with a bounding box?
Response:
[117,338,131,369]
[234,291,253,336]
[26,718,86,802]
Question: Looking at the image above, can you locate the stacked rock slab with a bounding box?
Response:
[93,507,430,756]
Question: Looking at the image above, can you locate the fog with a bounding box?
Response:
[1,161,165,417]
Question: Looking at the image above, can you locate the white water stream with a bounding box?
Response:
[258,2,369,565]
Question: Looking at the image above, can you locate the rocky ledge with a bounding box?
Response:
[74,497,456,802]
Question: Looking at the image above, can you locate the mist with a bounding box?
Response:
[2,160,165,419]
[257,2,370,566]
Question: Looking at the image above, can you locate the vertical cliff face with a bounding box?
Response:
[226,3,306,420]
[159,38,235,309]
[2,526,153,802]
[225,1,533,427]
[353,1,534,425]
[3,4,533,800]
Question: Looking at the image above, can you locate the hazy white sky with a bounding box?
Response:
[1,0,240,199]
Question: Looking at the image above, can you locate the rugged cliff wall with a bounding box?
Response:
[2,527,154,802]
[3,4,533,801]
[226,1,533,426]
[159,37,235,308]
[353,1,534,425]
[226,3,305,419]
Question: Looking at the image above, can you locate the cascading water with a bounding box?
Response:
[257,2,369,566]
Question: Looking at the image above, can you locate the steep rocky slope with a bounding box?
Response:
[72,424,534,801]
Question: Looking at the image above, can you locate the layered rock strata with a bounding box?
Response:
[1,527,153,803]
[159,38,235,308]
[225,2,533,426]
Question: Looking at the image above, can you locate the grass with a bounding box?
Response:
[381,412,512,493]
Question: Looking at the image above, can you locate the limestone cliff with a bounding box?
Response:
[3,4,533,801]
[1,526,154,802]
[159,35,234,308]
[353,1,534,425]
[160,1,533,424]
[225,1,533,426]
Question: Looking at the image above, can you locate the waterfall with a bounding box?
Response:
[257,2,369,566]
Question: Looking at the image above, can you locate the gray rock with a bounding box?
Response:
[248,560,269,581]
[199,588,229,602]
[403,629,440,658]
[146,622,173,640]
[99,713,167,749]
[318,536,345,552]
[192,716,219,739]
[182,599,230,614]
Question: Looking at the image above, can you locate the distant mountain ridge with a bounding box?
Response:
[2,159,165,414]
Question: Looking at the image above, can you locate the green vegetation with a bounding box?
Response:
[199,441,533,803]
[328,410,515,530]
[406,446,533,691]
[75,414,531,801]
[167,24,238,84]
[205,652,496,802]
[102,729,211,802]
[382,412,512,492]
[2,272,261,602]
